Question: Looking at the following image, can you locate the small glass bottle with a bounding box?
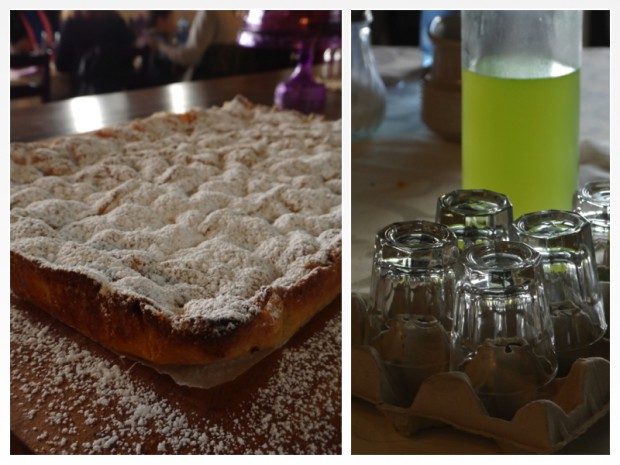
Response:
[351,11,386,139]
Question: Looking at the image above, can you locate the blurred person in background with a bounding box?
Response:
[151,10,250,80]
[55,10,136,96]
[143,11,182,86]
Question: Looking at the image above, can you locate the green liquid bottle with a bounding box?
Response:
[462,57,580,217]
[461,11,582,218]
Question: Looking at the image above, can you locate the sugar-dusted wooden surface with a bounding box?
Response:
[10,295,342,454]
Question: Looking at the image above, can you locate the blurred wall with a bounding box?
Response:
[369,10,610,47]
[60,10,197,25]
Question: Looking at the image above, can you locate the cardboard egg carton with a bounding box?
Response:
[351,294,610,454]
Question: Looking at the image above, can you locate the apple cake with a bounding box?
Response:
[10,96,342,366]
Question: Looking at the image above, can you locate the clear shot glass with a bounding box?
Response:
[436,189,513,250]
[574,181,610,335]
[451,241,558,420]
[513,210,607,374]
[573,180,610,278]
[368,220,459,407]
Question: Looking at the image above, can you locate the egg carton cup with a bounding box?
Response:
[351,294,610,454]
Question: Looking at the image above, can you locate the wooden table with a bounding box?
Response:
[10,69,342,454]
[10,66,342,142]
[11,297,341,454]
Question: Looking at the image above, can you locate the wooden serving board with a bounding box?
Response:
[10,295,342,454]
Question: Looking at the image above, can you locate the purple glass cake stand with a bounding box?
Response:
[238,10,341,114]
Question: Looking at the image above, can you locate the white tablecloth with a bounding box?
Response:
[351,46,610,454]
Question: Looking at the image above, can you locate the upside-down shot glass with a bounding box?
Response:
[367,220,459,407]
[513,210,607,375]
[573,181,610,273]
[573,181,610,332]
[451,241,558,420]
[436,189,513,250]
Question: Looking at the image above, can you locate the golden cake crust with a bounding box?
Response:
[10,96,342,366]
[10,248,341,365]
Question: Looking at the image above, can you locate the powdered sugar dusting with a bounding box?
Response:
[10,97,341,332]
[10,302,341,454]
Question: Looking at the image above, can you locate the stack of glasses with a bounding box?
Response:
[366,183,609,419]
